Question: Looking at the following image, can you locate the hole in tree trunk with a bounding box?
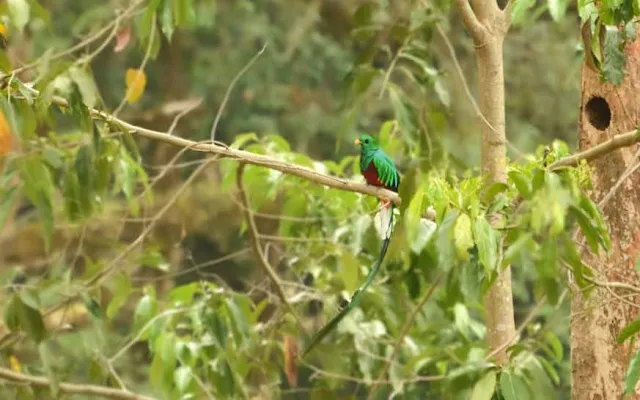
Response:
[585,96,611,130]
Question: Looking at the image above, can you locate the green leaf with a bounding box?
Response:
[503,233,532,266]
[405,189,425,241]
[625,347,640,395]
[75,143,95,216]
[133,289,158,333]
[204,311,227,347]
[410,218,436,254]
[544,331,564,361]
[42,145,65,170]
[500,371,531,400]
[570,206,604,254]
[483,182,509,205]
[472,216,498,273]
[353,2,374,26]
[84,296,103,320]
[454,213,474,261]
[38,342,60,397]
[453,303,471,339]
[618,319,640,344]
[106,273,133,320]
[8,0,30,33]
[168,282,200,306]
[18,155,55,249]
[4,295,21,332]
[139,0,162,42]
[539,357,560,385]
[160,0,175,42]
[173,0,195,26]
[471,370,497,400]
[511,0,536,25]
[547,0,568,22]
[339,251,360,292]
[4,293,46,343]
[0,185,20,229]
[508,170,532,199]
[69,66,100,109]
[602,28,626,86]
[174,366,193,393]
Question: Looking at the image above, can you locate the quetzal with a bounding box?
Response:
[301,133,400,357]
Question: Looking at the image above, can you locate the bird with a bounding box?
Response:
[300,133,400,358]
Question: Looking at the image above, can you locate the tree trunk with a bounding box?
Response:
[571,29,640,400]
[455,0,516,365]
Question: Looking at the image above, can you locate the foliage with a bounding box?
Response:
[0,0,634,399]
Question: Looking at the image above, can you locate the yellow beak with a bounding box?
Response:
[354,138,361,145]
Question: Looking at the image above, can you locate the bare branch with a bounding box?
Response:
[434,23,525,158]
[42,94,400,205]
[548,128,640,170]
[236,163,307,333]
[210,44,267,142]
[454,0,487,42]
[0,367,157,400]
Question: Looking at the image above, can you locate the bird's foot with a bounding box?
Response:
[380,197,391,209]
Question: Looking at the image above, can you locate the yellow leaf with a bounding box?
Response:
[0,108,13,156]
[125,68,146,103]
[9,355,21,372]
[283,335,298,387]
[0,24,7,37]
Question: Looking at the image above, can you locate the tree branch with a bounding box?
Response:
[548,128,640,170]
[44,94,401,206]
[236,163,307,334]
[0,367,156,400]
[454,0,487,42]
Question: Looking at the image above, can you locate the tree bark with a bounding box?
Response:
[455,0,516,365]
[571,28,640,400]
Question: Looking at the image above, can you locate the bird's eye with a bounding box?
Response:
[364,139,369,144]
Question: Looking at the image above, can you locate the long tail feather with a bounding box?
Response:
[301,204,394,358]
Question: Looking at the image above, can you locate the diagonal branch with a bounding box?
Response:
[236,163,307,333]
[43,94,401,206]
[548,128,640,170]
[0,366,156,400]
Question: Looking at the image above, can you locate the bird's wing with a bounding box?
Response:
[372,151,399,191]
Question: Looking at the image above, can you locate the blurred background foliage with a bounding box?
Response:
[0,0,592,399]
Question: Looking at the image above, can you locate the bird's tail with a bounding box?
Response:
[300,203,394,358]
[377,199,394,240]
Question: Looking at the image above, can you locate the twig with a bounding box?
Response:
[236,163,307,333]
[110,307,190,363]
[597,146,640,208]
[367,272,443,399]
[0,367,156,400]
[434,22,524,158]
[167,98,203,135]
[547,128,640,170]
[210,44,267,142]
